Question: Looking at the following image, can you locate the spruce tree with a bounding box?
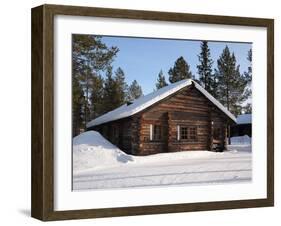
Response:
[90,75,104,118]
[197,41,215,94]
[155,70,168,89]
[214,45,249,116]
[114,67,128,106]
[214,46,249,144]
[127,80,143,101]
[102,67,129,113]
[103,67,117,112]
[168,56,193,83]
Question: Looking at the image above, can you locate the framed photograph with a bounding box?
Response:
[31,4,274,221]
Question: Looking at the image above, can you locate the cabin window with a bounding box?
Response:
[189,127,197,140]
[178,126,197,142]
[150,124,162,141]
[180,127,188,140]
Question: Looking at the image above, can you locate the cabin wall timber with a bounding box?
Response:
[138,85,228,155]
[92,118,133,154]
[90,85,231,156]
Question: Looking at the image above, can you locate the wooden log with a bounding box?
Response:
[208,110,214,151]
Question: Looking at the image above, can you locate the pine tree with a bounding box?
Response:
[72,76,85,136]
[215,45,249,116]
[155,70,168,89]
[90,75,104,118]
[127,80,143,101]
[214,46,250,144]
[243,103,252,114]
[242,48,252,114]
[114,67,128,106]
[72,34,119,127]
[244,49,252,82]
[168,56,193,83]
[197,41,215,94]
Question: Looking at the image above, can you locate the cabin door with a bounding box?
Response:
[213,126,225,151]
[162,124,169,152]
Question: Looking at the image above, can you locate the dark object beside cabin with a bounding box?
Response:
[230,114,252,138]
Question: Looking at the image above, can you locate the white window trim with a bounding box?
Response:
[177,125,180,141]
[149,124,153,141]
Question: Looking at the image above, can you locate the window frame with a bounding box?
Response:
[180,126,188,140]
[178,125,198,142]
[150,124,163,142]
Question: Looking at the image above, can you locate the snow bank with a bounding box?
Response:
[132,151,220,165]
[73,132,215,173]
[231,135,251,145]
[73,131,133,173]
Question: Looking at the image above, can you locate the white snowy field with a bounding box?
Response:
[73,131,252,191]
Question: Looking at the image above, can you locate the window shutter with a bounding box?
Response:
[177,125,180,141]
[150,124,153,141]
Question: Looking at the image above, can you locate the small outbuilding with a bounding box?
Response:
[87,79,236,155]
[230,114,252,138]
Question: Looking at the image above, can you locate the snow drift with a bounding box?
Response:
[73,131,133,173]
[73,131,222,173]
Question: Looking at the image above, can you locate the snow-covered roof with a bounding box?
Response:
[87,79,236,128]
[236,114,252,124]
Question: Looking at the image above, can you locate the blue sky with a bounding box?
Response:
[102,36,251,95]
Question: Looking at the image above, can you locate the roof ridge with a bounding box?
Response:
[87,79,236,128]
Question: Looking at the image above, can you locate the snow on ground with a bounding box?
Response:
[73,132,252,191]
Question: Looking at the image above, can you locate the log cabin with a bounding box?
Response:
[87,79,236,155]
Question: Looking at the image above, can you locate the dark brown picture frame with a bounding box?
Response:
[31,4,274,221]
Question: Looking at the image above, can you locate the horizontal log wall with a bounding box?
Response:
[139,114,168,155]
[92,118,133,154]
[131,115,141,155]
[168,114,209,151]
[139,86,228,154]
[92,85,229,155]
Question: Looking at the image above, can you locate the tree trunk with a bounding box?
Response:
[226,79,231,145]
[208,110,213,151]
